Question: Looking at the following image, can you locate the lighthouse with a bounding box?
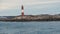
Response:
[21,5,24,16]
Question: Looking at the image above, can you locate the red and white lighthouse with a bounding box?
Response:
[21,5,24,16]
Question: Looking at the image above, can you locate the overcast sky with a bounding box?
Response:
[0,0,60,16]
[0,0,60,10]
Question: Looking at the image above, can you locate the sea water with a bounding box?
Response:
[0,21,60,34]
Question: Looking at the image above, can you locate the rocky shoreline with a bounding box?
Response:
[0,14,60,21]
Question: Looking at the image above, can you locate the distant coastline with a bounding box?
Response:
[0,14,60,21]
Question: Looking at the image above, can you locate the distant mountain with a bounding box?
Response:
[0,16,16,19]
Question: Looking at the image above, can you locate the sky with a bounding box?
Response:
[0,0,60,16]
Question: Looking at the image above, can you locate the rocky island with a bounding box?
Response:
[0,4,59,22]
[0,14,60,21]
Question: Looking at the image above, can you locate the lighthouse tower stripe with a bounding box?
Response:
[22,10,24,12]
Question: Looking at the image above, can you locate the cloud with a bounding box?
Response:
[0,3,17,10]
[24,1,60,6]
[0,0,60,10]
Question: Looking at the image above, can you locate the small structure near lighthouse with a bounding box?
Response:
[21,5,24,16]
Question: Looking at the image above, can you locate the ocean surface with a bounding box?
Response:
[0,21,60,34]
